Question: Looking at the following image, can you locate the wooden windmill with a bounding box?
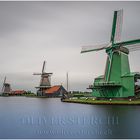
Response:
[1,76,11,95]
[81,10,140,98]
[33,61,53,96]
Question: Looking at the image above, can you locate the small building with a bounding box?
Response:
[9,90,26,96]
[42,85,67,97]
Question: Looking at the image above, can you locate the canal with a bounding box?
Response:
[0,97,140,138]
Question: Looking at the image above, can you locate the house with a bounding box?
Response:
[9,90,26,96]
[42,85,67,97]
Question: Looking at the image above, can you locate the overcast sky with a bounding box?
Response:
[0,1,140,92]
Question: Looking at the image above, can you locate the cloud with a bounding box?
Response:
[0,1,140,92]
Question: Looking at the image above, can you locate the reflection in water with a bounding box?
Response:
[0,97,139,138]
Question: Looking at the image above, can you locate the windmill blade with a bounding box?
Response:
[42,72,53,75]
[114,10,123,42]
[110,10,123,43]
[125,43,140,52]
[33,73,42,75]
[3,76,6,84]
[81,43,110,53]
[42,61,46,74]
[1,76,6,93]
[116,39,140,52]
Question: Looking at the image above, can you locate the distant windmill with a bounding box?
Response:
[33,61,53,96]
[1,76,11,95]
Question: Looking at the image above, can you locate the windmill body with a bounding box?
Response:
[33,61,53,96]
[1,77,11,95]
[81,10,140,98]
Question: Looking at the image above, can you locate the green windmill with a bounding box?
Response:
[81,10,140,98]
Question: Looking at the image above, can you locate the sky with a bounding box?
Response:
[0,1,140,92]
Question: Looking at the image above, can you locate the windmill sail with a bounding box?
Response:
[1,76,6,93]
[81,43,109,53]
[42,61,46,73]
[126,43,140,52]
[81,10,123,54]
[116,39,140,51]
[114,10,123,42]
[111,10,123,43]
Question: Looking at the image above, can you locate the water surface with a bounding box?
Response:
[0,97,140,139]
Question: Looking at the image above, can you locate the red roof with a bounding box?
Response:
[46,85,61,94]
[11,90,25,94]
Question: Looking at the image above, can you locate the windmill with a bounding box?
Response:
[33,61,53,96]
[81,10,140,98]
[1,76,11,95]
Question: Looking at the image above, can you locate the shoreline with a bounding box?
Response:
[62,98,140,105]
[0,95,61,98]
[1,96,140,105]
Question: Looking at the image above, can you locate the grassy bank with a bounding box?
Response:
[63,98,140,105]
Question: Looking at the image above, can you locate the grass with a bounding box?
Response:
[63,98,140,105]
